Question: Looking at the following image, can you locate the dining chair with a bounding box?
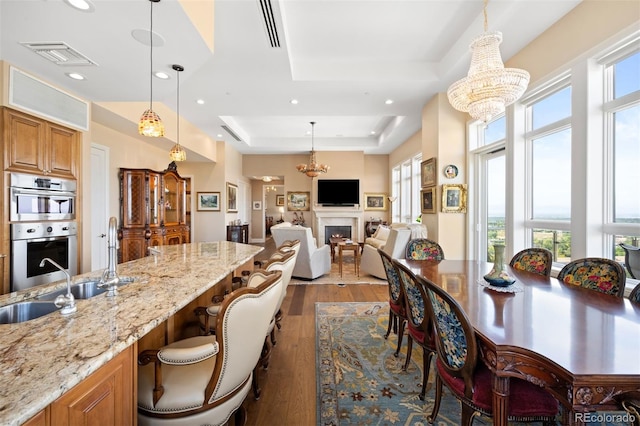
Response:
[619,243,640,279]
[416,274,559,426]
[509,247,553,277]
[137,270,283,426]
[405,238,445,261]
[629,283,640,305]
[378,248,408,358]
[557,257,626,297]
[392,259,436,401]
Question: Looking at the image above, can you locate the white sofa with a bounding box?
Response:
[270,222,331,280]
[360,227,412,279]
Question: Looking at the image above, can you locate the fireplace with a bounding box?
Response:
[314,209,362,246]
[325,226,351,244]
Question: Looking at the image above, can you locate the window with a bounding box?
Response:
[391,153,422,224]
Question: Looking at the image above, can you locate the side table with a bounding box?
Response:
[338,241,361,278]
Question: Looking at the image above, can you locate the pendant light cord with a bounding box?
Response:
[310,121,316,150]
[483,0,488,32]
[176,67,180,145]
[149,0,154,109]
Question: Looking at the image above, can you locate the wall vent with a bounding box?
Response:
[9,67,89,131]
[258,0,280,48]
[221,125,243,142]
[20,41,97,66]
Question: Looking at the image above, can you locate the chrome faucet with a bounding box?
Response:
[99,217,120,297]
[40,257,77,315]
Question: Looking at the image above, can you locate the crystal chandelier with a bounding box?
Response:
[447,0,530,123]
[169,64,186,161]
[138,0,165,137]
[296,121,329,178]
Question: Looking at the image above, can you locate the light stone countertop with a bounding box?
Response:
[0,241,263,426]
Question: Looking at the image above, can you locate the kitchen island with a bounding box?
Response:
[0,241,262,426]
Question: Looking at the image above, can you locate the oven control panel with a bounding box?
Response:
[11,221,77,240]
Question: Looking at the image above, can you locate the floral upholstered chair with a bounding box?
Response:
[557,258,626,297]
[378,248,408,358]
[629,283,640,306]
[405,238,444,261]
[392,259,436,401]
[417,274,558,426]
[509,248,553,277]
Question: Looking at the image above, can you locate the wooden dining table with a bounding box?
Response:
[399,259,640,426]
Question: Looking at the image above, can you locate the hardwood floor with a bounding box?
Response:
[243,236,388,425]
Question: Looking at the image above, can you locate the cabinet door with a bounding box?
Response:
[163,171,184,225]
[149,172,162,226]
[120,170,148,228]
[50,346,134,426]
[47,122,78,178]
[22,409,48,426]
[120,228,148,262]
[3,108,45,174]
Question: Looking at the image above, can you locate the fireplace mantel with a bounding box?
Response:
[314,208,363,246]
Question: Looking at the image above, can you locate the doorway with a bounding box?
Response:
[90,143,109,271]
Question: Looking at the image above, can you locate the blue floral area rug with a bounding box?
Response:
[316,302,459,425]
[315,302,635,426]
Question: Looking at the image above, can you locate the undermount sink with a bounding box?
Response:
[0,301,60,324]
[36,276,136,301]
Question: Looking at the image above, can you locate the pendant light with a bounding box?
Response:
[447,0,530,123]
[296,121,329,178]
[138,0,165,137]
[169,64,186,161]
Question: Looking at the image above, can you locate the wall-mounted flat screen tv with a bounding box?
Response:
[317,179,359,206]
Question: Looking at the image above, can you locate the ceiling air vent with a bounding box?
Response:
[20,42,97,66]
[221,125,243,142]
[258,0,280,48]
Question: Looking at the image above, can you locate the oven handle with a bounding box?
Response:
[11,187,76,197]
[14,235,75,243]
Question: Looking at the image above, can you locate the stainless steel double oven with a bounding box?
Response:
[9,172,78,292]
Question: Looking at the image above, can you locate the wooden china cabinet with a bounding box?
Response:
[119,167,190,262]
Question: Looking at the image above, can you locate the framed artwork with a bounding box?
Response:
[421,187,436,214]
[441,184,467,213]
[287,191,310,211]
[226,182,238,213]
[421,157,437,187]
[443,164,459,179]
[196,192,220,211]
[276,194,285,206]
[364,193,387,211]
[252,200,262,210]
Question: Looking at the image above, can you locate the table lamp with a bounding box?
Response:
[278,206,284,222]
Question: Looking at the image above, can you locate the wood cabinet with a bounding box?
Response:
[2,108,78,179]
[227,224,249,243]
[119,167,190,262]
[23,346,134,426]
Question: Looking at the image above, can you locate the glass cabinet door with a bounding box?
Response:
[163,171,184,225]
[149,172,161,226]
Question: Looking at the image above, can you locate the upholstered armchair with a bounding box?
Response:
[405,238,445,261]
[270,222,330,280]
[558,257,626,297]
[509,247,553,277]
[137,270,283,426]
[360,228,412,279]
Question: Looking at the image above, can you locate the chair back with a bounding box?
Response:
[207,270,283,403]
[392,260,431,337]
[509,247,553,277]
[558,257,626,297]
[379,249,403,308]
[263,250,297,310]
[416,274,478,399]
[405,238,445,261]
[629,283,640,305]
[381,228,412,259]
[620,244,640,279]
[272,225,317,261]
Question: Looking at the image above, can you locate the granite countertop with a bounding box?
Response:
[0,241,262,426]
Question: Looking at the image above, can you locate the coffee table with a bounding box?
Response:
[329,237,347,263]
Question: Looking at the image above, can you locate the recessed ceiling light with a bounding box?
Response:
[385,99,394,105]
[290,99,298,105]
[196,99,205,105]
[64,0,95,12]
[66,72,85,80]
[370,131,376,135]
[217,134,223,138]
[154,71,170,79]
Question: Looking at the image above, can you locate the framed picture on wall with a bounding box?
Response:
[276,194,285,206]
[364,193,387,211]
[287,191,310,211]
[197,192,220,211]
[226,182,238,213]
[252,200,262,210]
[441,184,467,213]
[421,187,436,214]
[421,157,437,187]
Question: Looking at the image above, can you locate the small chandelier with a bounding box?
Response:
[447,0,530,123]
[169,64,186,161]
[296,121,329,178]
[138,0,165,137]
